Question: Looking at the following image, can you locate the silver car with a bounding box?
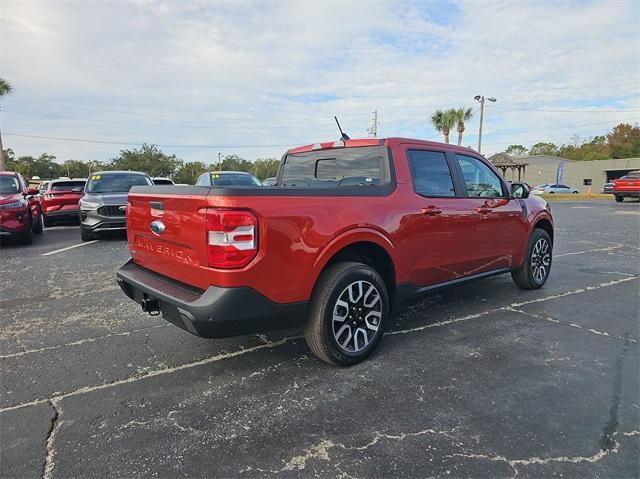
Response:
[531,183,579,195]
[79,171,152,241]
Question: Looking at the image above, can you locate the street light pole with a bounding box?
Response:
[474,95,496,154]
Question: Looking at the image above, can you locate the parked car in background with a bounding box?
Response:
[118,137,554,366]
[262,177,277,186]
[0,171,43,244]
[613,171,640,202]
[195,171,263,187]
[40,178,86,227]
[531,184,579,195]
[79,171,152,241]
[152,177,175,185]
[601,182,614,194]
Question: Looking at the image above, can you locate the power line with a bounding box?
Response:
[486,105,640,113]
[3,132,294,148]
[6,99,371,122]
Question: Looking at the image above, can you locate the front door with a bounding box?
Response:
[452,154,526,273]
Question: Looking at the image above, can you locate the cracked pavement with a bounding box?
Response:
[1,200,639,478]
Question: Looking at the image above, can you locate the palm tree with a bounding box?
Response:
[0,78,12,171]
[452,107,474,146]
[430,109,455,144]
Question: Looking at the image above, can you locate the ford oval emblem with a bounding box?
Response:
[149,220,165,235]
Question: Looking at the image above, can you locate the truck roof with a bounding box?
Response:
[286,137,481,155]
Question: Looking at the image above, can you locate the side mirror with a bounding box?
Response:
[510,182,530,199]
[27,187,39,196]
[71,187,84,193]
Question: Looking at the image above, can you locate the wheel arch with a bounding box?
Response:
[307,229,399,302]
[533,217,554,244]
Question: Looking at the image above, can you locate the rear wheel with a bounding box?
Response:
[304,262,389,366]
[615,195,623,203]
[80,227,95,241]
[512,228,552,290]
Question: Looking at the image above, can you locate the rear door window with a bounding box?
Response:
[407,150,455,197]
[455,154,505,198]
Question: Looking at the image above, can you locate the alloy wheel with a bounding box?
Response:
[531,238,551,284]
[332,280,382,353]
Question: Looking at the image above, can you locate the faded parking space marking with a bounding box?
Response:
[41,240,100,256]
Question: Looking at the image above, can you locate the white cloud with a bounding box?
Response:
[1,0,638,163]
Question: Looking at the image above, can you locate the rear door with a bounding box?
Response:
[126,187,212,290]
[451,154,526,272]
[402,148,477,286]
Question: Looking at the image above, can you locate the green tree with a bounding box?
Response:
[7,153,59,178]
[452,107,474,146]
[607,123,640,159]
[174,161,207,184]
[0,78,12,171]
[529,142,559,156]
[219,154,253,173]
[110,144,181,177]
[504,144,528,156]
[430,109,455,144]
[253,158,280,180]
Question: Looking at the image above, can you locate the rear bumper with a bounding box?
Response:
[116,259,307,338]
[614,191,640,197]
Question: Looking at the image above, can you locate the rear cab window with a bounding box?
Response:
[280,146,391,189]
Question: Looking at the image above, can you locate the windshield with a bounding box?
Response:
[211,173,262,186]
[0,176,20,194]
[51,181,86,192]
[86,173,152,193]
[280,146,388,188]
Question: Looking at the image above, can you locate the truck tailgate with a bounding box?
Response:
[127,187,211,290]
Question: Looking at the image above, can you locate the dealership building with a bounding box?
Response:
[488,154,640,192]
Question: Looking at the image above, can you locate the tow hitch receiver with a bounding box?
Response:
[141,296,160,316]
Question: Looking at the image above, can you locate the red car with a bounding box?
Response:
[117,138,554,365]
[40,178,87,227]
[613,171,640,202]
[0,171,43,244]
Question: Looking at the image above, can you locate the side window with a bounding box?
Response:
[455,155,504,198]
[195,173,210,186]
[407,150,455,197]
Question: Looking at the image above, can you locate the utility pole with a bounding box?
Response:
[474,95,496,154]
[367,110,378,137]
[218,152,222,171]
[66,161,70,178]
[0,106,5,172]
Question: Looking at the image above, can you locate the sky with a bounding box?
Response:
[1,0,639,166]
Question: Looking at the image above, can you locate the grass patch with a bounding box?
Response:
[534,193,614,201]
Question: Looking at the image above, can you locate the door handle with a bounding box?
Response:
[476,207,492,214]
[421,206,442,216]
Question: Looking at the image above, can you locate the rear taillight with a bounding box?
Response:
[206,209,258,269]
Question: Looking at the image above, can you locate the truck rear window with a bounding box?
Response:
[51,181,86,191]
[280,146,390,188]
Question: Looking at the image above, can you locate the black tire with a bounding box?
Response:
[22,218,33,245]
[304,262,389,367]
[572,191,579,194]
[80,227,95,241]
[33,210,43,234]
[615,195,623,203]
[43,215,54,228]
[512,228,552,290]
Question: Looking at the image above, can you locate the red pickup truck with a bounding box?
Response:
[613,171,640,202]
[117,138,554,366]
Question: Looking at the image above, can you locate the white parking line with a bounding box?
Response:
[44,225,80,231]
[41,240,100,256]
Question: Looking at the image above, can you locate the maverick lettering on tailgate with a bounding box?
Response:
[135,237,196,265]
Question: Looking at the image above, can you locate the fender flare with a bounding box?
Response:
[302,227,400,298]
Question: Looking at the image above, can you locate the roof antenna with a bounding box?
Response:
[334,116,350,140]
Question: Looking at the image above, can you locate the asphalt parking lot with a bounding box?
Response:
[1,200,639,479]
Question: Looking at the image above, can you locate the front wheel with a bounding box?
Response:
[615,195,623,203]
[33,209,43,234]
[512,228,552,290]
[304,262,389,366]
